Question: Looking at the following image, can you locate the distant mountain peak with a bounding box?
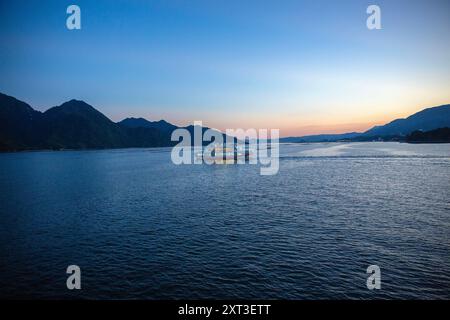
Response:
[43,99,104,119]
[59,99,94,109]
[125,117,146,120]
[118,117,177,132]
[68,98,83,103]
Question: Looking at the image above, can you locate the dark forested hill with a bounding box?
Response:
[42,99,130,149]
[0,93,45,150]
[406,127,450,143]
[0,93,174,151]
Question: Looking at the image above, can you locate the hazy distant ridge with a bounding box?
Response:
[281,104,450,143]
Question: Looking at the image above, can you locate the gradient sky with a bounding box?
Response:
[1,0,449,136]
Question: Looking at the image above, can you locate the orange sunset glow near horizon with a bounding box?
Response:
[110,95,450,137]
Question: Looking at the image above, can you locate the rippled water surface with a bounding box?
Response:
[0,142,449,299]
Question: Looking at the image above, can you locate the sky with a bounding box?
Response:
[0,0,449,137]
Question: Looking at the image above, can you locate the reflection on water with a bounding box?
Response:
[0,142,449,299]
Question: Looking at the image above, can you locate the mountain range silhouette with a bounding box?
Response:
[0,92,449,151]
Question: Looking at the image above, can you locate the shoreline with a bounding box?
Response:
[2,141,450,154]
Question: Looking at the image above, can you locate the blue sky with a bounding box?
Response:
[0,0,449,136]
